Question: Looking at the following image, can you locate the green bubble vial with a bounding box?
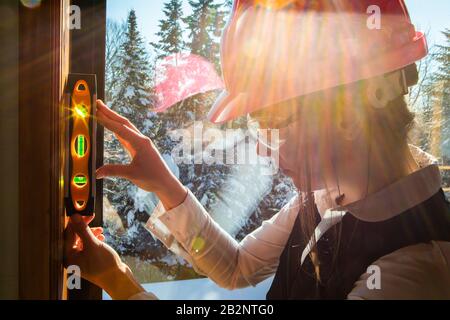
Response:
[75,135,86,157]
[74,175,87,187]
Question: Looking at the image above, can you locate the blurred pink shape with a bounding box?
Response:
[153,53,224,112]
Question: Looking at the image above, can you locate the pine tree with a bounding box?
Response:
[149,0,188,156]
[105,19,126,104]
[434,29,450,84]
[150,0,185,59]
[111,10,152,124]
[184,0,221,60]
[107,10,157,171]
[224,0,233,7]
[410,30,450,189]
[433,29,450,161]
[209,1,230,71]
[105,10,159,253]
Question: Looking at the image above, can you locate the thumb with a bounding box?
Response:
[64,221,77,253]
[69,214,97,248]
[96,164,132,180]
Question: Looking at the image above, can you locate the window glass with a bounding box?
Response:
[103,0,450,298]
[104,0,294,289]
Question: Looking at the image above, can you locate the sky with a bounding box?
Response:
[107,0,449,49]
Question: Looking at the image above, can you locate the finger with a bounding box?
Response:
[64,222,78,253]
[82,213,95,226]
[96,234,105,242]
[97,100,140,133]
[64,222,82,267]
[115,133,136,158]
[96,164,133,180]
[96,102,140,135]
[91,227,104,237]
[69,214,97,248]
[97,111,142,149]
[97,100,136,129]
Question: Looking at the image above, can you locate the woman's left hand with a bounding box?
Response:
[64,214,145,299]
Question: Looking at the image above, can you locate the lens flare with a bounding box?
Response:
[74,105,88,118]
[20,0,42,9]
[191,237,206,253]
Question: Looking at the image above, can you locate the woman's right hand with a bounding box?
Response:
[64,213,145,300]
[95,100,187,210]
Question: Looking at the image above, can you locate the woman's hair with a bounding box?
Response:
[369,95,415,146]
[366,64,418,146]
[297,64,419,282]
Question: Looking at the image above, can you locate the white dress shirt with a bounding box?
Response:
[130,146,450,300]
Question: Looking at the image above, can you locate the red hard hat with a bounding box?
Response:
[208,0,427,124]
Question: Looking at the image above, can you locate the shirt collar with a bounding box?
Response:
[314,146,441,222]
[337,165,441,222]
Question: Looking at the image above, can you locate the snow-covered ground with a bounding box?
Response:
[103,276,274,300]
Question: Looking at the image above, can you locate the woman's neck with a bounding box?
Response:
[336,141,420,208]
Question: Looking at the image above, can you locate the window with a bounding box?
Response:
[7,0,449,301]
[103,0,294,299]
[101,0,450,300]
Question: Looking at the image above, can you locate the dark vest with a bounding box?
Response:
[266,189,450,299]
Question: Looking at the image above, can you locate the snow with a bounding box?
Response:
[207,128,246,151]
[200,194,208,206]
[139,97,150,105]
[103,276,274,300]
[126,221,140,238]
[124,85,135,99]
[142,119,154,132]
[162,153,180,178]
[130,187,158,213]
[159,253,186,266]
[208,164,272,237]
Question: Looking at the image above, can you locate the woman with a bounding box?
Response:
[65,0,450,299]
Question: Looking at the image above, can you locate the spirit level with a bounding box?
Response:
[64,74,97,216]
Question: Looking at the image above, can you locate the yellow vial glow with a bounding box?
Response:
[74,104,88,118]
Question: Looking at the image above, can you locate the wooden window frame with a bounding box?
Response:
[19,0,70,300]
[18,0,106,300]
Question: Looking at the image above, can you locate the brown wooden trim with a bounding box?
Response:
[55,0,71,301]
[68,0,106,300]
[18,0,70,299]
